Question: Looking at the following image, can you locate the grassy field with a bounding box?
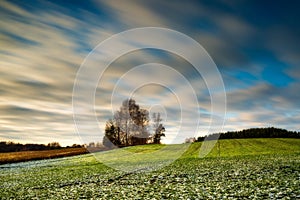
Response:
[0,138,299,199]
[0,148,88,164]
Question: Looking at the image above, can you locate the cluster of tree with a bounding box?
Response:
[0,141,85,153]
[185,137,196,143]
[85,142,103,148]
[0,141,62,153]
[65,144,85,148]
[196,127,300,142]
[103,99,165,148]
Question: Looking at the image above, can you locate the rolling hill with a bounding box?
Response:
[1,138,299,199]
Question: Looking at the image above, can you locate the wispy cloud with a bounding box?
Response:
[0,0,87,145]
[0,0,299,145]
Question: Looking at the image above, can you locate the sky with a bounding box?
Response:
[0,0,300,146]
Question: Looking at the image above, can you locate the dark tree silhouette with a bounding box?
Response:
[47,142,61,149]
[103,99,153,147]
[103,119,120,148]
[0,141,63,152]
[152,113,165,144]
[196,127,300,142]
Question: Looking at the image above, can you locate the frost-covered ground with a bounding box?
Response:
[0,139,299,199]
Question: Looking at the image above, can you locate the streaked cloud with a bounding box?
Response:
[0,0,299,145]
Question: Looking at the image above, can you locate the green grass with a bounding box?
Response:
[0,138,299,199]
[184,138,300,158]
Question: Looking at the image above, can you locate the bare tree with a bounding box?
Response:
[103,98,151,147]
[131,108,150,145]
[152,113,165,144]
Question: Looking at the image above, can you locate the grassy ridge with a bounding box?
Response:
[123,138,300,158]
[89,138,300,174]
[183,138,300,158]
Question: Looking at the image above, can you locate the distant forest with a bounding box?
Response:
[0,142,83,153]
[196,127,300,142]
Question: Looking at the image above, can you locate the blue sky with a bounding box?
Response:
[0,0,299,146]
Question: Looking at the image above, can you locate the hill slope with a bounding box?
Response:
[1,138,298,165]
[183,138,300,158]
[1,138,299,199]
[123,138,300,159]
[90,138,300,172]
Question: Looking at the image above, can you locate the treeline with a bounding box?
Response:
[0,141,83,153]
[197,127,300,142]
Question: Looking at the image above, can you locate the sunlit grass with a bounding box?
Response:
[0,138,299,199]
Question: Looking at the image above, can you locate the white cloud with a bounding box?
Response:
[98,0,168,28]
[1,0,299,146]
